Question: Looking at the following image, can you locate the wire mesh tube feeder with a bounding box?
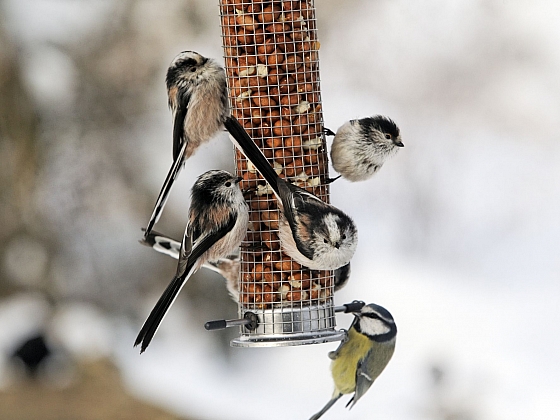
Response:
[215,0,345,347]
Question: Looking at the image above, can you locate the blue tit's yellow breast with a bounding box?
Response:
[330,328,372,395]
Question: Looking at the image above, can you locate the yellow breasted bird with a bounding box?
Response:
[309,303,397,419]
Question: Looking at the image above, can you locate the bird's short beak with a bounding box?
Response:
[235,176,243,183]
[394,139,404,147]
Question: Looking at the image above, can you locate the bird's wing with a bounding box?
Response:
[172,89,190,161]
[143,141,187,237]
[281,182,329,223]
[134,213,237,353]
[278,182,328,261]
[347,349,375,409]
[277,179,300,227]
[175,226,193,278]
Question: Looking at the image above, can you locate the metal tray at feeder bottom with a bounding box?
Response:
[231,304,346,347]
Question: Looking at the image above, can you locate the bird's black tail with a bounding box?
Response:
[134,260,196,353]
[224,116,280,196]
[144,142,187,237]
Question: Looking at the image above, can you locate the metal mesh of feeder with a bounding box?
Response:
[219,0,344,346]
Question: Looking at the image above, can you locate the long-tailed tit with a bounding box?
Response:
[224,116,357,271]
[140,230,239,303]
[309,303,397,420]
[327,116,403,182]
[144,51,229,237]
[135,170,248,353]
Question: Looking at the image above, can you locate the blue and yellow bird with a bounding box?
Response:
[309,303,397,419]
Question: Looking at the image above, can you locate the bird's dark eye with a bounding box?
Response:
[190,67,197,72]
[225,181,232,187]
[323,238,328,244]
[342,234,346,240]
[385,133,391,140]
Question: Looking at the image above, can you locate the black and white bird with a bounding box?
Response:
[225,116,357,271]
[309,303,397,419]
[327,115,403,182]
[140,229,240,303]
[144,51,229,237]
[135,170,248,353]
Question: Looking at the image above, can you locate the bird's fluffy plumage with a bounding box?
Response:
[330,115,403,182]
[144,51,229,238]
[135,170,247,353]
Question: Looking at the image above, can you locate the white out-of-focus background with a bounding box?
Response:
[1,1,559,419]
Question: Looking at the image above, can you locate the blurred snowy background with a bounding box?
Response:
[1,0,559,419]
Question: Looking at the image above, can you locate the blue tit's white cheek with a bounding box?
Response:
[360,317,391,336]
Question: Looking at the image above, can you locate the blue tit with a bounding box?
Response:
[309,303,397,420]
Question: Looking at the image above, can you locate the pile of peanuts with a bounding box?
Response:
[219,0,334,310]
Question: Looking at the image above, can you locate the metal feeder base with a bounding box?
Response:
[231,304,346,348]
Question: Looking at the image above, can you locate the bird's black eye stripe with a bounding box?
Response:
[362,311,393,324]
[362,312,387,323]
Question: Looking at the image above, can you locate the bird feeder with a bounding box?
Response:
[218,0,345,346]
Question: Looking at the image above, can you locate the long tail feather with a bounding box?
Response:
[134,260,196,353]
[224,116,280,196]
[144,142,187,237]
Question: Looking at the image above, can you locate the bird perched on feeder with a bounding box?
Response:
[326,115,403,183]
[309,303,397,420]
[224,116,357,271]
[144,51,229,238]
[140,229,240,303]
[135,170,248,353]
